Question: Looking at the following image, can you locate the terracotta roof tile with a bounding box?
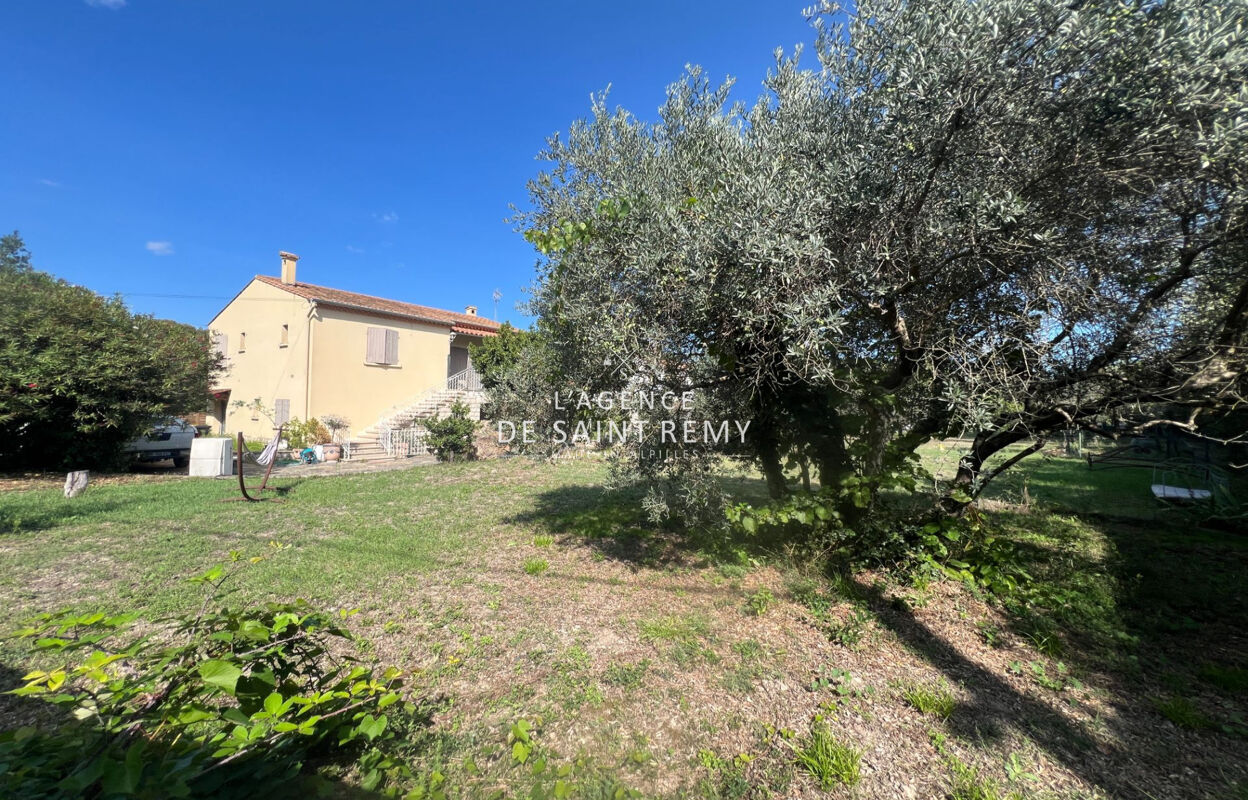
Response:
[255,275,500,335]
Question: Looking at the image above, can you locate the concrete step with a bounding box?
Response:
[346,445,391,462]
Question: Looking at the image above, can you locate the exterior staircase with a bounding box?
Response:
[346,368,484,462]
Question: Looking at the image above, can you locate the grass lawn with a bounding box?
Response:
[1,453,1246,799]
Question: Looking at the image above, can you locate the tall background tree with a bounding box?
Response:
[518,0,1248,527]
[468,322,538,390]
[0,233,221,470]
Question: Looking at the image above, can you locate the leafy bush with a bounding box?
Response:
[0,562,417,798]
[284,417,331,450]
[602,660,649,689]
[1199,663,1248,693]
[466,323,538,390]
[0,233,220,470]
[422,401,477,462]
[725,470,920,558]
[828,607,873,649]
[1152,695,1213,730]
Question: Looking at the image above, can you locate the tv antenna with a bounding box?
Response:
[492,288,502,320]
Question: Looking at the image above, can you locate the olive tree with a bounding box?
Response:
[518,0,1248,523]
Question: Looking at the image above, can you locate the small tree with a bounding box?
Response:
[467,323,537,390]
[321,414,350,443]
[421,401,477,462]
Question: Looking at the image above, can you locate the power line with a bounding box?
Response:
[119,293,231,300]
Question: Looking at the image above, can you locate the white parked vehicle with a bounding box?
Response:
[122,418,198,468]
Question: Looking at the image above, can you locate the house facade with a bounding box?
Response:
[206,252,499,444]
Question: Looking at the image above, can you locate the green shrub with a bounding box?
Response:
[284,417,331,450]
[1198,663,1248,693]
[422,401,477,462]
[828,607,872,649]
[950,759,1018,800]
[0,563,416,798]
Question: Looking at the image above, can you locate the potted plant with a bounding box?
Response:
[321,414,349,443]
[321,414,349,461]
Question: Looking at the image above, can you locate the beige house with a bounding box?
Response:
[207,252,499,457]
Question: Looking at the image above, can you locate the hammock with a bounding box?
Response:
[229,426,285,502]
[252,429,282,467]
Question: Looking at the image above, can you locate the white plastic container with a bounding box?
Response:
[190,437,234,477]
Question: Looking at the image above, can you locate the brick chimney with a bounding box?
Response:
[279,251,300,285]
[464,305,477,316]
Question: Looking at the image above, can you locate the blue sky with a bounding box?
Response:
[2,1,816,328]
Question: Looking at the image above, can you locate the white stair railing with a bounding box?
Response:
[364,367,486,456]
[380,425,430,458]
[446,366,483,392]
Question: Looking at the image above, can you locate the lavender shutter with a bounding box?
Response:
[274,398,290,426]
[212,332,227,359]
[384,329,399,365]
[366,327,386,363]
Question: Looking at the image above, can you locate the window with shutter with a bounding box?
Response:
[238,332,246,352]
[275,399,290,426]
[280,324,289,347]
[212,332,227,359]
[366,327,398,365]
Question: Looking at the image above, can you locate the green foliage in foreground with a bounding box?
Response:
[792,724,861,789]
[0,562,414,799]
[901,682,958,719]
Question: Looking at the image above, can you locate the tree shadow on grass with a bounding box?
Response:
[991,508,1248,689]
[849,576,1145,797]
[0,500,124,534]
[504,481,779,570]
[505,484,682,569]
[859,510,1248,800]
